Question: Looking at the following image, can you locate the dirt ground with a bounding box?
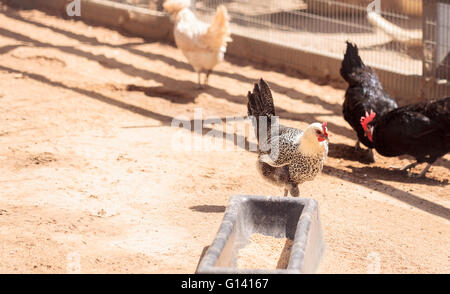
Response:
[0,5,449,274]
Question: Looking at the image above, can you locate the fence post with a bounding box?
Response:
[422,0,450,99]
[422,0,436,99]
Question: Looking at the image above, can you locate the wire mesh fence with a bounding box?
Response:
[107,0,449,100]
[197,0,421,75]
[423,0,450,99]
[109,0,164,10]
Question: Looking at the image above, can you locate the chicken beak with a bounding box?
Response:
[364,126,374,142]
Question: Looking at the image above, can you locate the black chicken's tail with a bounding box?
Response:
[247,78,276,144]
[340,41,366,85]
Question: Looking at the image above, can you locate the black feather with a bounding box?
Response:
[247,78,277,144]
[371,97,450,164]
[340,41,365,85]
[340,41,398,149]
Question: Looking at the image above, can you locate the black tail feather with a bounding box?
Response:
[340,41,365,84]
[247,78,275,117]
[247,78,276,144]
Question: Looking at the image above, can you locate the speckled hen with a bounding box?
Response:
[247,79,329,197]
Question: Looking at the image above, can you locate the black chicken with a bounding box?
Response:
[340,41,398,162]
[360,97,450,178]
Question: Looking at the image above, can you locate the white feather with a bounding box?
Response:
[298,123,328,157]
[164,1,231,74]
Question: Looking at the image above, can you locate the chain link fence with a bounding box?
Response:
[107,0,449,100]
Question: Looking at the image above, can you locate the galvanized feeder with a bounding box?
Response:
[196,195,325,274]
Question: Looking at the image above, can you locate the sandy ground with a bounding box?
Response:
[0,5,449,274]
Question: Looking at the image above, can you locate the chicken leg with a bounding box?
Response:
[289,184,299,197]
[197,72,204,89]
[283,183,299,197]
[405,162,433,178]
[367,148,375,163]
[390,161,420,177]
[416,163,432,178]
[204,69,213,86]
[355,139,375,163]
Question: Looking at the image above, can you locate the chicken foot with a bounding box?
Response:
[390,161,417,172]
[283,183,299,197]
[389,161,433,177]
[355,139,375,163]
[416,163,432,178]
[405,162,433,178]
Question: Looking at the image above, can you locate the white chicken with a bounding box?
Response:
[163,0,232,88]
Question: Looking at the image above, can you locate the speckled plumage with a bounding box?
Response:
[247,79,329,197]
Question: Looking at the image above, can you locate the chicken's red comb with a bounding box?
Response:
[322,121,328,137]
[360,110,376,131]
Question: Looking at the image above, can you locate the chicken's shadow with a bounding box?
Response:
[189,205,226,213]
[328,142,375,164]
[126,84,197,104]
[348,165,448,186]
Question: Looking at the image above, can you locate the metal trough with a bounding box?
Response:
[196,195,325,274]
